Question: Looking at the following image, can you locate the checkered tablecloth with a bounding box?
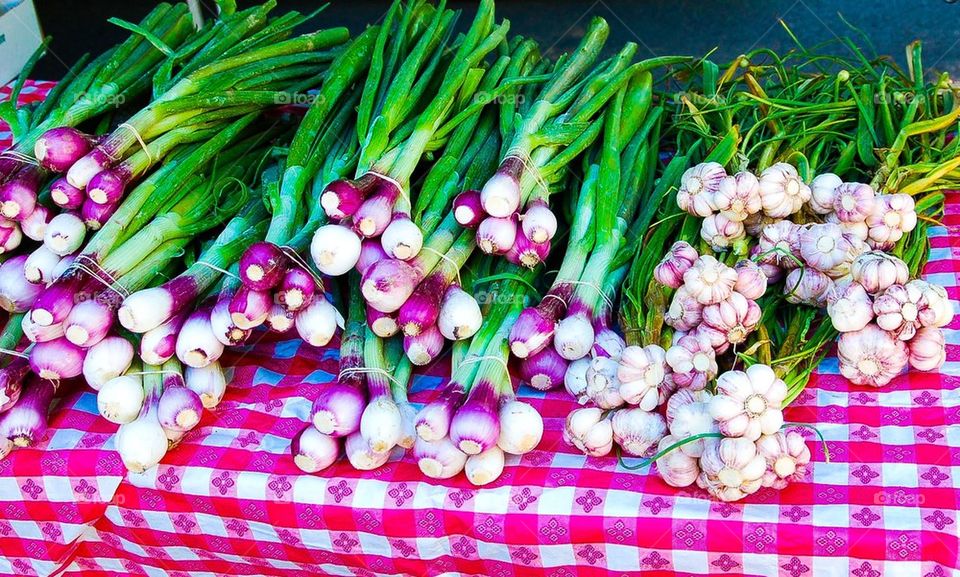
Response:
[2,81,959,577]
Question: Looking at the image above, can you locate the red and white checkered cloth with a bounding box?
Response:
[1,81,958,577]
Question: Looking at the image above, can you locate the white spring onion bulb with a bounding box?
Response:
[296,297,340,347]
[345,431,391,470]
[397,402,418,450]
[83,336,134,391]
[564,357,591,400]
[438,286,482,340]
[465,446,505,486]
[185,362,227,409]
[97,374,145,424]
[291,425,340,473]
[116,408,168,474]
[554,313,595,360]
[360,397,403,454]
[43,213,86,256]
[521,200,558,243]
[497,400,543,455]
[311,224,361,276]
[381,218,423,261]
[265,304,295,333]
[176,310,224,368]
[414,436,468,479]
[24,246,61,285]
[118,287,175,333]
[21,314,64,343]
[0,256,42,312]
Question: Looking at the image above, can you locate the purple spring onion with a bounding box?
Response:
[209,294,249,347]
[295,297,340,347]
[381,217,423,260]
[356,238,388,276]
[476,215,518,255]
[80,199,117,230]
[361,257,422,313]
[0,255,43,312]
[50,178,85,210]
[519,346,567,391]
[352,183,400,238]
[64,298,114,347]
[0,220,22,254]
[239,242,288,291]
[437,286,482,341]
[505,232,550,268]
[464,445,505,486]
[414,436,467,479]
[228,286,272,330]
[20,205,51,242]
[86,169,129,205]
[312,383,366,438]
[184,361,227,409]
[158,369,203,432]
[0,376,56,447]
[480,156,523,218]
[453,190,485,228]
[291,425,340,473]
[414,380,467,442]
[278,267,316,312]
[29,337,86,380]
[311,224,361,276]
[66,148,113,189]
[497,400,544,455]
[31,275,87,326]
[97,373,144,424]
[509,287,570,358]
[367,306,399,337]
[43,212,86,256]
[0,168,41,221]
[82,336,134,390]
[115,371,168,473]
[449,382,501,456]
[265,304,295,333]
[0,357,29,412]
[140,314,185,365]
[34,127,94,173]
[399,273,449,336]
[404,324,444,366]
[345,430,391,470]
[320,173,380,220]
[24,246,62,285]
[176,308,224,368]
[521,199,558,243]
[21,314,64,343]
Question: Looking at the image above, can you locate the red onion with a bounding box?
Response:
[34,127,94,172]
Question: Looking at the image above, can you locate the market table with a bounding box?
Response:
[1,81,958,577]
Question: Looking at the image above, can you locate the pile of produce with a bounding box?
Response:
[0,1,954,499]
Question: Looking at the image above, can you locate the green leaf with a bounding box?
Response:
[108,17,175,57]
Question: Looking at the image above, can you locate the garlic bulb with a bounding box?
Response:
[908,279,953,328]
[664,286,704,332]
[677,162,725,217]
[617,345,669,410]
[700,213,745,251]
[850,251,909,295]
[799,223,855,272]
[655,434,701,488]
[665,388,717,457]
[665,334,718,391]
[865,194,917,250]
[826,212,870,242]
[756,430,811,489]
[563,407,614,457]
[699,292,762,348]
[683,255,738,305]
[832,182,875,222]
[837,323,908,387]
[908,326,946,371]
[654,241,699,289]
[826,280,874,332]
[808,172,842,214]
[709,364,786,441]
[611,408,666,456]
[784,268,833,307]
[585,356,625,409]
[873,283,934,340]
[756,220,801,269]
[714,172,761,222]
[733,259,768,300]
[758,162,810,218]
[697,437,766,502]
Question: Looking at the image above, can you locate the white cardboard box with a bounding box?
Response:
[0,0,42,87]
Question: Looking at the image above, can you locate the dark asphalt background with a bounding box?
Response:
[27,1,960,81]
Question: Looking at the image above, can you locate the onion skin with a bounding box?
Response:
[50,178,85,210]
[0,167,41,221]
[239,242,288,291]
[0,357,29,412]
[86,169,129,206]
[398,271,447,336]
[0,375,57,447]
[35,127,94,173]
[519,346,567,391]
[29,337,86,380]
[81,199,118,231]
[453,190,485,228]
[278,267,317,312]
[291,425,340,472]
[320,173,380,221]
